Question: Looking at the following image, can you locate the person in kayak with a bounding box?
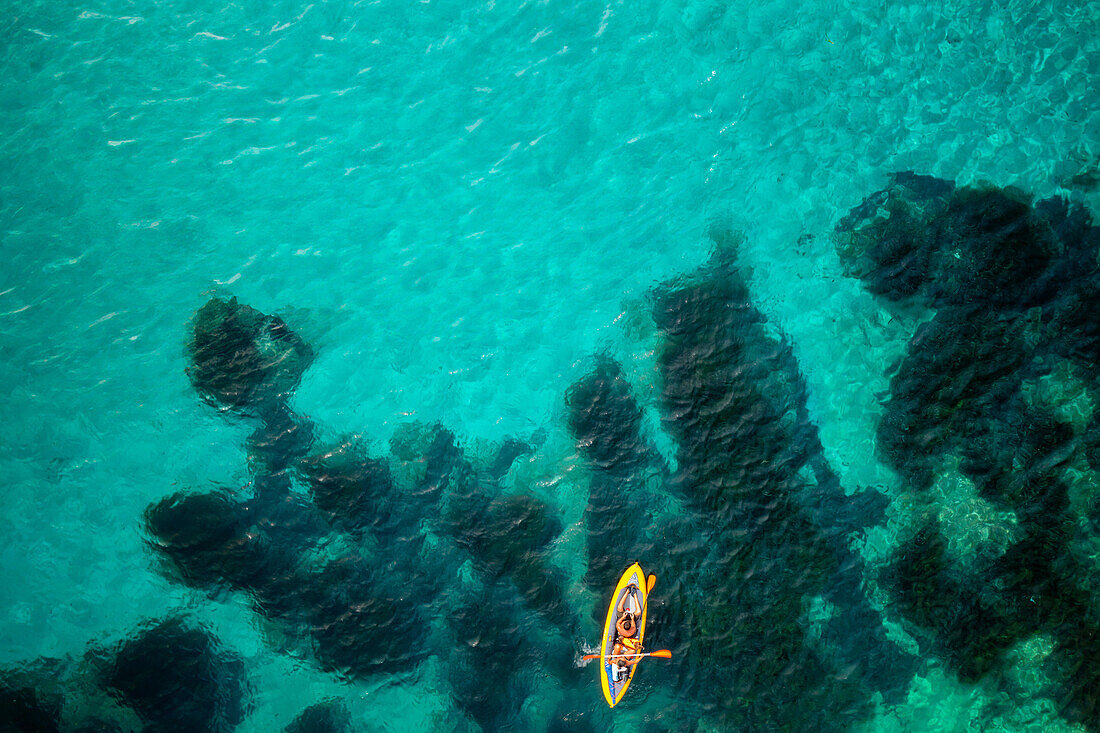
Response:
[608,585,643,677]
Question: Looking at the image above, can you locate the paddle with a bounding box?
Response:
[581,649,672,662]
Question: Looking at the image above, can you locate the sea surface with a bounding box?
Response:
[2,0,1100,730]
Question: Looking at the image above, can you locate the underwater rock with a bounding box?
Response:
[433,448,570,623]
[1048,281,1100,381]
[927,185,1057,308]
[884,520,1026,682]
[245,472,330,553]
[1083,411,1100,473]
[460,493,567,618]
[458,494,560,568]
[959,398,1077,510]
[187,296,314,414]
[298,442,397,535]
[566,357,653,474]
[248,405,315,473]
[650,253,886,728]
[145,480,428,680]
[296,441,430,545]
[144,490,273,590]
[835,174,1062,309]
[101,618,248,733]
[401,423,569,615]
[0,681,63,733]
[840,175,1100,725]
[654,270,815,514]
[284,699,352,733]
[297,556,429,679]
[487,435,538,483]
[1033,195,1100,270]
[445,584,538,730]
[144,477,323,595]
[834,171,954,302]
[566,357,664,590]
[241,546,430,679]
[421,425,478,499]
[877,306,1032,490]
[1050,619,1100,731]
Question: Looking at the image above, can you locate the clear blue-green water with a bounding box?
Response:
[2,0,1100,730]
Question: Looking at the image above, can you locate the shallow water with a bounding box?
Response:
[2,0,1100,730]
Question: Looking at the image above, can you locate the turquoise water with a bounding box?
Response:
[2,0,1100,730]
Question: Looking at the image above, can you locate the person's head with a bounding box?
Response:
[621,611,636,634]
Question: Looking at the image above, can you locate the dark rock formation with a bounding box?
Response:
[187,296,313,415]
[101,618,248,733]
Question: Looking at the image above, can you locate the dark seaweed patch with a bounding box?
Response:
[928,186,1056,308]
[877,307,1032,489]
[835,175,1060,309]
[298,556,429,679]
[145,480,426,679]
[488,436,537,482]
[566,357,651,475]
[430,438,572,630]
[884,520,1022,682]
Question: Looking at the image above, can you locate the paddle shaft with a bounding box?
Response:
[582,649,671,661]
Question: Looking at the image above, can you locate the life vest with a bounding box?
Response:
[619,635,642,652]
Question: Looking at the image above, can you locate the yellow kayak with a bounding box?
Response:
[599,562,655,707]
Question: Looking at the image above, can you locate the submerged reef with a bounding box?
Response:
[100,617,249,733]
[0,622,249,733]
[564,234,914,729]
[285,699,352,733]
[146,295,582,729]
[187,296,314,416]
[566,356,664,591]
[839,171,1100,730]
[0,673,64,733]
[122,191,1100,730]
[158,254,915,730]
[646,244,908,729]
